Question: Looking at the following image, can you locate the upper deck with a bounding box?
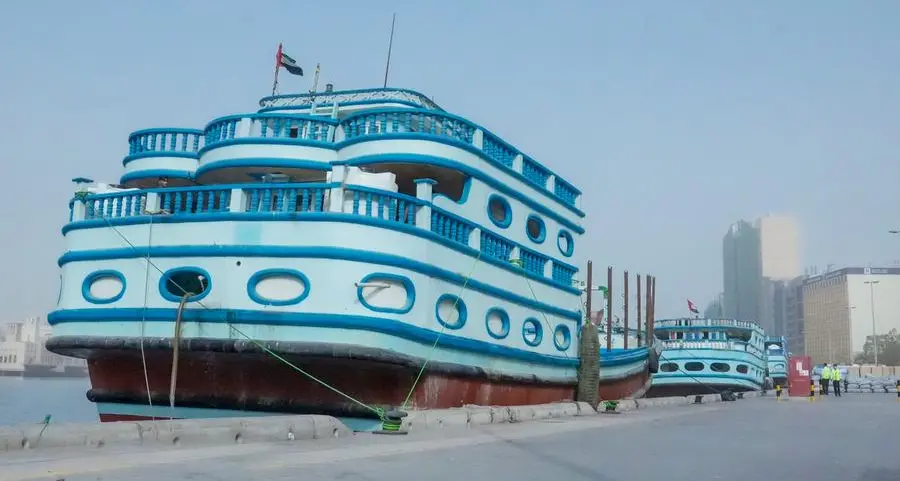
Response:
[654,317,766,359]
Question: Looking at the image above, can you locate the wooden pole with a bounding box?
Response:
[623,270,629,349]
[585,261,593,325]
[576,259,600,409]
[636,274,642,347]
[649,276,656,341]
[606,267,613,352]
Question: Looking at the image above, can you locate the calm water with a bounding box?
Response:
[0,377,97,426]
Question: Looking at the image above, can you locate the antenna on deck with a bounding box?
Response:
[382,13,396,88]
[309,63,321,101]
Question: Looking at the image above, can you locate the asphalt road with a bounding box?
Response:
[3,394,899,481]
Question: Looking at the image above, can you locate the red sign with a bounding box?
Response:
[788,355,811,397]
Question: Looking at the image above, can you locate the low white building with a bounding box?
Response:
[0,316,86,375]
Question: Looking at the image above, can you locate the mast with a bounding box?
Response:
[383,13,397,88]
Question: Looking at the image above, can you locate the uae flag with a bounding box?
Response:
[276,44,304,76]
[687,299,699,314]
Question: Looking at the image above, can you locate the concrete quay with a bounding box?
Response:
[31,391,900,481]
[0,394,737,454]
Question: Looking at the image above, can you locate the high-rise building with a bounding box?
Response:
[703,293,724,318]
[722,215,801,336]
[783,276,806,356]
[803,267,900,364]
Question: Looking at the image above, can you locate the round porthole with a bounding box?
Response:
[522,318,543,347]
[247,269,310,306]
[526,215,546,244]
[486,194,511,228]
[82,270,126,304]
[736,364,749,374]
[435,294,467,330]
[485,308,511,339]
[159,267,211,303]
[553,324,571,351]
[660,362,678,372]
[557,230,574,257]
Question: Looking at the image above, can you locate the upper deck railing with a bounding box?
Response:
[125,128,204,163]
[66,182,580,294]
[257,88,444,112]
[654,318,763,332]
[188,108,582,210]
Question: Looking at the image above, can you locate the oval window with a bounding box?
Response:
[736,364,749,374]
[684,362,704,372]
[248,269,310,306]
[485,308,511,339]
[553,324,571,351]
[160,267,211,302]
[487,195,511,228]
[557,230,574,257]
[660,362,678,373]
[357,273,414,314]
[435,294,467,330]
[710,362,730,373]
[526,215,546,243]
[522,318,543,347]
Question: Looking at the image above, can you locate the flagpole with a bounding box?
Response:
[272,42,283,96]
[383,13,396,88]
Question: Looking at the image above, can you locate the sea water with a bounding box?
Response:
[0,377,96,426]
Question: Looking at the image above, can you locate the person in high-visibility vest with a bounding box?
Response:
[820,363,832,395]
[831,366,842,397]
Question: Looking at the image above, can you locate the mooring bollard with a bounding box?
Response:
[775,384,782,401]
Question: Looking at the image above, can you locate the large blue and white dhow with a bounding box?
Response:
[647,318,767,397]
[47,84,656,427]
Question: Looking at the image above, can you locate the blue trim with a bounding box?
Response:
[599,347,649,365]
[557,230,574,257]
[356,273,415,314]
[62,213,579,296]
[435,294,467,330]
[122,151,198,165]
[486,194,512,229]
[414,178,437,185]
[258,88,442,109]
[522,318,543,347]
[650,372,764,385]
[335,154,586,228]
[158,266,212,303]
[198,137,334,157]
[433,176,472,205]
[246,268,310,306]
[553,324,571,351]
[81,270,126,305]
[195,157,332,179]
[120,169,193,185]
[526,214,546,244]
[72,177,94,183]
[485,307,511,340]
[48,308,577,367]
[58,245,581,320]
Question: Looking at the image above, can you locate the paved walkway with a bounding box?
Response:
[2,394,899,481]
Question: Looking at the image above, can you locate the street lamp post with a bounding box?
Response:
[864,280,880,365]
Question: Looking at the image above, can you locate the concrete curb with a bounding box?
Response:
[0,415,351,452]
[0,391,764,451]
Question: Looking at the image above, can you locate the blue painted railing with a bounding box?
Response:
[205,114,337,148]
[518,247,549,276]
[431,207,475,245]
[480,230,514,261]
[194,108,581,209]
[346,186,421,226]
[70,183,578,287]
[244,183,333,213]
[127,128,203,159]
[551,261,577,285]
[83,191,147,220]
[341,109,476,145]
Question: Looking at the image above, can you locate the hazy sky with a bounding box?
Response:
[0,0,898,321]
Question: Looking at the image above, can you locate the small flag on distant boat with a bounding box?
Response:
[687,299,699,315]
[276,43,304,76]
